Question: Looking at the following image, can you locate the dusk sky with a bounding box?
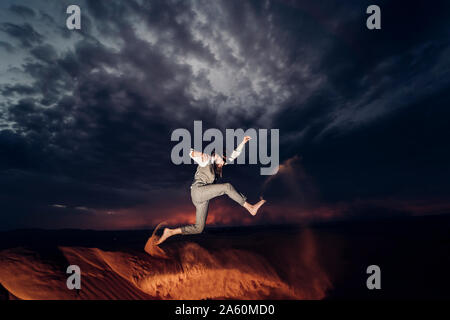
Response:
[1,0,450,230]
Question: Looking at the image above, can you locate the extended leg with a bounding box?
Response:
[180,200,209,235]
[194,183,247,205]
[157,183,266,245]
[194,183,265,216]
[157,200,209,245]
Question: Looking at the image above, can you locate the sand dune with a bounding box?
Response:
[0,229,331,300]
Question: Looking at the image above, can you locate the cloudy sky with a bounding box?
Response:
[1,0,450,230]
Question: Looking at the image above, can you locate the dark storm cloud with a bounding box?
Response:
[30,44,58,63]
[0,22,43,48]
[0,40,15,53]
[1,84,37,97]
[0,1,213,224]
[0,0,450,230]
[279,3,449,173]
[276,1,450,135]
[38,10,56,26]
[9,4,36,18]
[272,1,450,176]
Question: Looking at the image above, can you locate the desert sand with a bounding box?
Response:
[0,227,329,300]
[1,215,449,300]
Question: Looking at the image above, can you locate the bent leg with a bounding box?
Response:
[194,183,247,205]
[180,200,209,235]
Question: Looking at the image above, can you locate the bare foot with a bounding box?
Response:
[249,199,266,216]
[156,228,172,245]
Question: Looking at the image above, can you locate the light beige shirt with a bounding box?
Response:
[189,142,245,167]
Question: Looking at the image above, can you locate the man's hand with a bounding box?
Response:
[243,136,251,144]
